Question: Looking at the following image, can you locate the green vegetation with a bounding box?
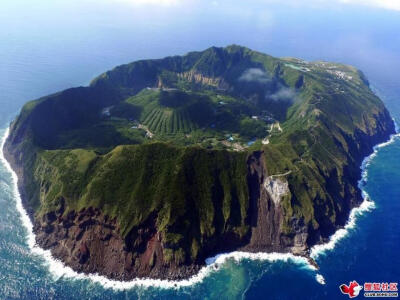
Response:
[7,45,394,263]
[27,143,249,261]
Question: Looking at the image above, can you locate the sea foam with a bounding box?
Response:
[310,123,400,259]
[1,123,398,290]
[0,127,315,290]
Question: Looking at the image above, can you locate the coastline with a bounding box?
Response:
[1,122,398,290]
[310,121,400,259]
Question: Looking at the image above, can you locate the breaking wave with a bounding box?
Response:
[1,122,398,290]
[310,122,400,259]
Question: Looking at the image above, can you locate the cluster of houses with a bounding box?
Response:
[146,87,178,92]
[251,111,275,123]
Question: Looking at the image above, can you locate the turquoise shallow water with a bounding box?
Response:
[0,123,398,300]
[0,1,399,299]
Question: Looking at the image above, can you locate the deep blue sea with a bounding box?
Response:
[0,1,399,299]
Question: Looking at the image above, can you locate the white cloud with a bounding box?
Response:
[100,0,400,11]
[254,0,400,11]
[339,0,400,11]
[270,87,297,102]
[239,68,271,84]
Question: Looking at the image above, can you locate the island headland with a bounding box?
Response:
[4,45,395,280]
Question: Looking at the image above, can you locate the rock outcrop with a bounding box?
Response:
[34,203,202,280]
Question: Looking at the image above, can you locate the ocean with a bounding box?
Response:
[0,1,399,299]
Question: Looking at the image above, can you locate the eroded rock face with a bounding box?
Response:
[32,152,307,281]
[34,203,201,281]
[241,152,306,255]
[263,175,289,205]
[177,71,229,90]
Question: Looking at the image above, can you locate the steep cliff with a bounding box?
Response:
[4,45,395,280]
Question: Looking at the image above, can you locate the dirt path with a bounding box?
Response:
[138,124,154,138]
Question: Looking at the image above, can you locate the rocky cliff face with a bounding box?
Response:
[4,111,395,280]
[242,152,297,254]
[177,71,230,90]
[28,150,307,281]
[34,204,202,281]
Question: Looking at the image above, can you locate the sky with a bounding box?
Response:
[1,0,399,117]
[105,0,400,11]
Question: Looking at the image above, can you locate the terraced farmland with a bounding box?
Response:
[108,87,273,141]
[142,109,196,134]
[122,89,215,135]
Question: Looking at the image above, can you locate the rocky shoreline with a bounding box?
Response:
[3,111,395,281]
